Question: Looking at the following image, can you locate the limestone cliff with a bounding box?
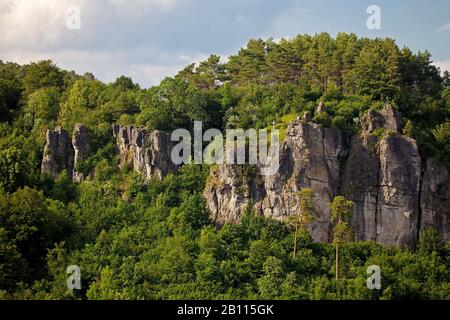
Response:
[42,124,92,181]
[420,159,450,242]
[41,127,74,179]
[112,125,179,180]
[40,112,449,247]
[72,124,91,182]
[42,124,179,181]
[204,105,450,247]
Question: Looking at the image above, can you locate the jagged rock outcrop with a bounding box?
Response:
[205,165,265,224]
[41,127,74,179]
[420,159,450,242]
[42,124,180,181]
[72,124,91,182]
[260,121,346,242]
[361,104,402,133]
[204,121,347,242]
[376,135,421,247]
[42,124,92,181]
[204,105,449,247]
[112,125,179,180]
[342,106,421,248]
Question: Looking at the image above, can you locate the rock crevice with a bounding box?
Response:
[112,125,179,180]
[204,105,450,247]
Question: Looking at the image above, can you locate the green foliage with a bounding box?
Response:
[0,33,449,300]
[23,60,64,97]
[0,187,73,288]
[402,119,414,138]
[313,111,332,127]
[136,77,221,131]
[0,61,23,120]
[330,196,354,244]
[24,86,60,124]
[0,147,28,192]
[432,122,450,166]
[49,171,78,204]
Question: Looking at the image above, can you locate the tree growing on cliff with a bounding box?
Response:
[443,71,450,88]
[290,188,314,258]
[330,196,354,281]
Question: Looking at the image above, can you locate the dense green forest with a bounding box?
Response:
[0,33,449,299]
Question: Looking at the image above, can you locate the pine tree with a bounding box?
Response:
[290,188,314,258]
[329,196,354,281]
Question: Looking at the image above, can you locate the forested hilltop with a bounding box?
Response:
[0,33,449,299]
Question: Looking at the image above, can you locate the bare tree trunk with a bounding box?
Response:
[335,244,339,281]
[293,214,299,258]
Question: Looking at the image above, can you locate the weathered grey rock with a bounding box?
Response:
[376,135,421,248]
[204,121,346,242]
[342,134,380,242]
[361,104,402,133]
[41,127,73,179]
[342,133,421,248]
[342,105,418,248]
[420,159,450,242]
[204,165,265,225]
[316,102,326,114]
[112,125,179,180]
[205,105,447,248]
[262,121,346,242]
[72,124,91,182]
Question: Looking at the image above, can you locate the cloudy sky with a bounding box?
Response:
[1,0,449,88]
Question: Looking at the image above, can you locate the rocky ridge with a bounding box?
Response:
[41,107,450,247]
[203,105,450,247]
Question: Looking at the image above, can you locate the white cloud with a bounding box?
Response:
[0,0,84,49]
[266,6,311,38]
[0,0,194,87]
[109,0,186,14]
[0,0,186,50]
[0,47,211,87]
[437,23,450,32]
[433,60,450,74]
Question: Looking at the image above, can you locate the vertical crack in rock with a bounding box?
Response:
[204,105,447,248]
[72,124,91,182]
[419,159,450,243]
[41,126,74,179]
[112,125,180,180]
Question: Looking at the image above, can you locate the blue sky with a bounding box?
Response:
[1,0,449,87]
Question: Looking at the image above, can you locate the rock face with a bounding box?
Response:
[72,124,91,182]
[112,125,179,180]
[420,159,450,242]
[303,111,312,122]
[205,121,347,242]
[342,106,421,248]
[204,105,449,247]
[204,165,265,225]
[343,134,421,247]
[42,124,180,182]
[42,127,74,179]
[42,124,92,181]
[361,104,402,133]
